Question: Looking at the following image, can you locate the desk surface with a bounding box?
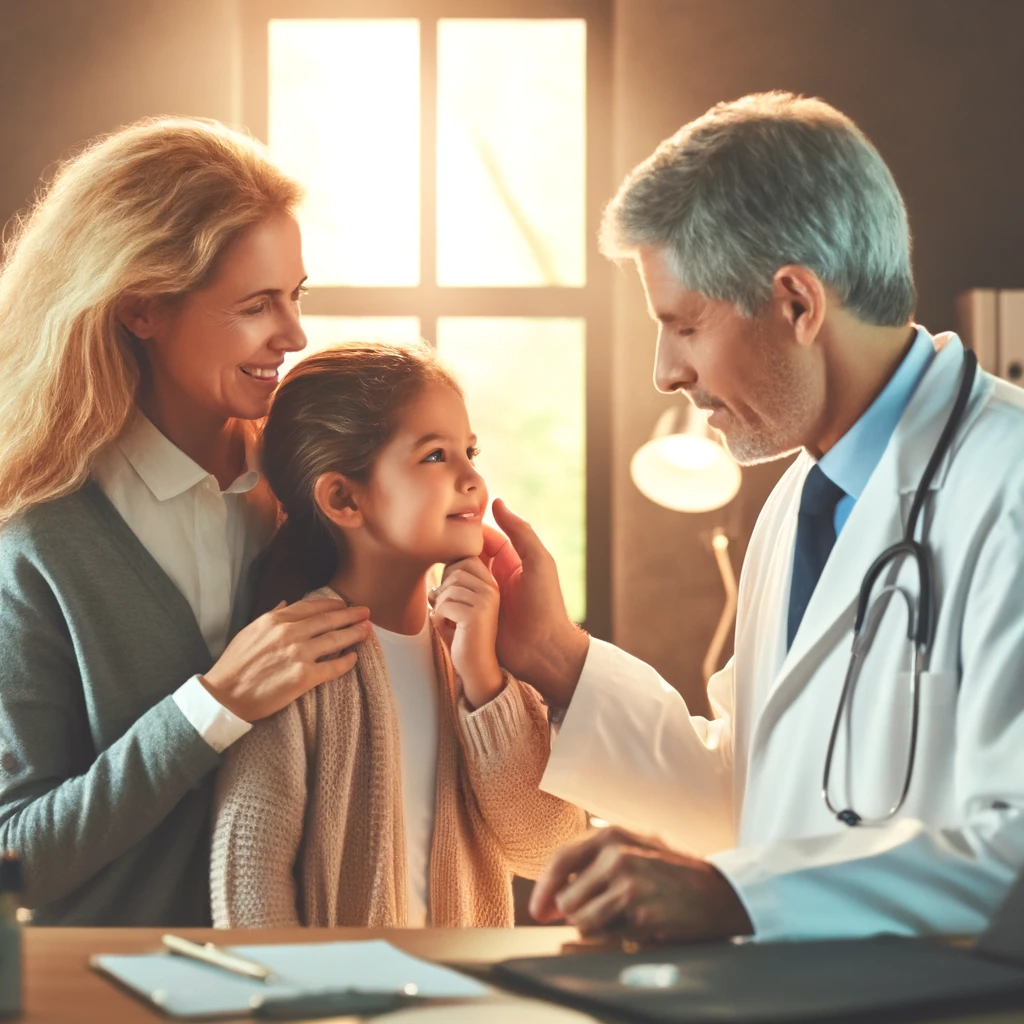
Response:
[22,926,590,1023]
[19,927,1024,1024]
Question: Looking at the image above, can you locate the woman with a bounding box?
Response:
[0,117,370,925]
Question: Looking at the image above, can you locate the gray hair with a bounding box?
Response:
[600,92,915,326]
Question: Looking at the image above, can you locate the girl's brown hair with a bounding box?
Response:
[256,341,461,613]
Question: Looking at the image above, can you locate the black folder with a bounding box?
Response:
[495,869,1024,1023]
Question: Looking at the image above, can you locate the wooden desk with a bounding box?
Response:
[21,926,592,1023]
[18,927,1024,1024]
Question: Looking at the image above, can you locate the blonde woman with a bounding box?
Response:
[0,119,370,925]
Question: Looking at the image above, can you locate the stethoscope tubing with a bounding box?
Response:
[821,348,978,827]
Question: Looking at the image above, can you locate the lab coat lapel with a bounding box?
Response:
[752,334,981,744]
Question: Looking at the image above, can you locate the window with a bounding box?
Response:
[244,0,611,634]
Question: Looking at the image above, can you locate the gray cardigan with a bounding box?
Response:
[0,482,254,925]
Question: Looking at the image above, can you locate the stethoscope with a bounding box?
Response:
[821,347,978,828]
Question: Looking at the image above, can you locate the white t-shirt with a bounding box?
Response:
[373,618,439,927]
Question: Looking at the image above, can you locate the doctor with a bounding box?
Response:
[483,91,1024,942]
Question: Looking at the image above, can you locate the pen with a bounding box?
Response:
[161,933,273,982]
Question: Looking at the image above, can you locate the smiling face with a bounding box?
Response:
[637,246,818,464]
[352,381,488,566]
[136,213,308,425]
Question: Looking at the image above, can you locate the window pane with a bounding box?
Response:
[437,20,586,287]
[268,20,419,286]
[283,316,422,376]
[437,317,585,621]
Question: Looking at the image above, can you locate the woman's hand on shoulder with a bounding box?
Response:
[201,599,372,722]
[430,556,504,709]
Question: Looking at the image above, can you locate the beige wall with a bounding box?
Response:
[610,0,1024,715]
[0,0,240,229]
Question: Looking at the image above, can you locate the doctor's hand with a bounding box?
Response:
[430,555,505,709]
[484,499,590,708]
[530,826,753,944]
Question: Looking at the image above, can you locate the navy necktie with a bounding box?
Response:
[787,465,846,648]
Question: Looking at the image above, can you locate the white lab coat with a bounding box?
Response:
[541,331,1024,941]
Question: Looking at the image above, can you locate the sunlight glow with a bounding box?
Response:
[266,19,589,618]
[268,20,420,286]
[437,19,586,286]
[283,316,422,378]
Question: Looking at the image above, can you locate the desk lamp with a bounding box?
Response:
[630,403,742,682]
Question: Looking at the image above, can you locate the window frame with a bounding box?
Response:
[242,0,613,638]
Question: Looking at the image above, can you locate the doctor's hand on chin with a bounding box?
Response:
[529,826,753,944]
[478,498,591,708]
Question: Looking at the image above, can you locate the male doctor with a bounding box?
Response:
[480,91,1024,942]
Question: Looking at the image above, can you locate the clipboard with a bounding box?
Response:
[91,939,491,1019]
[497,841,1024,1023]
[496,936,1024,1023]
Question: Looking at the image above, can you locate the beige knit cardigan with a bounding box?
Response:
[210,587,586,928]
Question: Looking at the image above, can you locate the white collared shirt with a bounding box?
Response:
[93,412,277,752]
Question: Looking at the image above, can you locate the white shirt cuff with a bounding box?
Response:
[172,675,252,753]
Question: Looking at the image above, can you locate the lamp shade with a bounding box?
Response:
[630,405,741,513]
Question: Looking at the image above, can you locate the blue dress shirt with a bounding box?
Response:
[817,326,936,535]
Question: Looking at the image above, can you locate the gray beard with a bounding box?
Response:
[722,340,817,465]
[725,428,802,466]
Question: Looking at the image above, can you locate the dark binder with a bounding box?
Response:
[495,865,1024,1023]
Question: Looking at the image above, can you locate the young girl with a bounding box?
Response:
[210,342,586,928]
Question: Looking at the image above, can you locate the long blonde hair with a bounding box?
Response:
[0,117,303,527]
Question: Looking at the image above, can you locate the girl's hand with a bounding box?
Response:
[201,599,372,722]
[430,556,504,708]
